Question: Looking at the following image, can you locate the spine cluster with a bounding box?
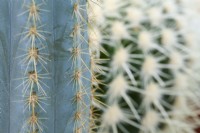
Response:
[87,0,108,132]
[15,0,51,132]
[68,0,91,132]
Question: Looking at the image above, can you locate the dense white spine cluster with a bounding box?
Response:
[88,0,200,133]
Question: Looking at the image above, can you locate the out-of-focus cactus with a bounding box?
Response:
[89,0,200,133]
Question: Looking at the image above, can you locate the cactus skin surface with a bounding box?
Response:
[0,0,10,132]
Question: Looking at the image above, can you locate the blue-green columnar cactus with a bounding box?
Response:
[0,0,91,132]
[88,0,200,133]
